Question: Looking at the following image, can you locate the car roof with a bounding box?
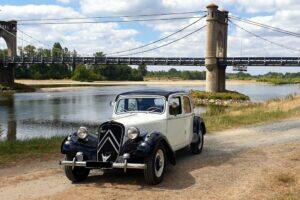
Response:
[115,89,186,100]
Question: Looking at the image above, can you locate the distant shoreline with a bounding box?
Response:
[15,79,258,92]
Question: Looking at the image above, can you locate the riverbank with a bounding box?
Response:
[0,95,299,166]
[203,94,300,131]
[190,90,251,106]
[15,79,256,89]
[0,83,35,93]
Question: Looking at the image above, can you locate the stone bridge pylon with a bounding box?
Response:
[205,3,228,92]
[0,20,17,84]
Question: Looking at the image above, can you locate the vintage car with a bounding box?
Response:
[60,90,206,185]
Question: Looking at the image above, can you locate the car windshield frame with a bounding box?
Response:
[115,95,166,115]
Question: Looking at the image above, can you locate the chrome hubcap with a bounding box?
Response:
[154,149,164,177]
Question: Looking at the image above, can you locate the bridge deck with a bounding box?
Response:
[0,57,300,66]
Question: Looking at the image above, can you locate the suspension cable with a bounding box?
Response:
[17,28,52,48]
[19,16,202,25]
[229,19,300,53]
[119,25,206,57]
[0,26,33,46]
[17,10,207,22]
[229,15,300,38]
[106,15,206,55]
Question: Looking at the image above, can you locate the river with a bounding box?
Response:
[0,83,299,141]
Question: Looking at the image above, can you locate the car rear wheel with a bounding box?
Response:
[64,154,90,183]
[190,128,204,154]
[144,143,166,185]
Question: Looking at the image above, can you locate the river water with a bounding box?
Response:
[0,83,299,141]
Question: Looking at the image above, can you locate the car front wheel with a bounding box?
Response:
[64,154,90,183]
[144,144,166,185]
[190,128,204,154]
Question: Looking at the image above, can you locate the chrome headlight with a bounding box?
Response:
[77,127,88,139]
[127,127,140,140]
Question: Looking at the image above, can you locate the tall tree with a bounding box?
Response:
[138,64,147,76]
[94,51,105,57]
[52,42,63,57]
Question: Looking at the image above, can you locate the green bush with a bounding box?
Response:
[189,90,250,101]
[71,65,104,82]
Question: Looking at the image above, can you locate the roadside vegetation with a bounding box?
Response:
[0,136,64,166]
[203,94,300,132]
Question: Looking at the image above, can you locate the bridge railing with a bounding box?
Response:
[0,56,299,66]
[219,57,300,66]
[0,56,206,66]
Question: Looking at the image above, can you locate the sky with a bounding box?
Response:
[0,0,300,74]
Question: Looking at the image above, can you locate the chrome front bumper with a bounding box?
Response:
[59,160,146,170]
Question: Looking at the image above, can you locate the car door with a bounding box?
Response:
[182,96,194,146]
[167,95,186,150]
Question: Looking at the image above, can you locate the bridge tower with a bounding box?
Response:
[205,4,228,92]
[0,20,17,84]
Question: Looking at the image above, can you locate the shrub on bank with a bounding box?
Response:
[71,65,104,82]
[189,90,250,101]
[0,83,35,92]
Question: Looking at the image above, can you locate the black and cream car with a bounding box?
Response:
[60,90,206,185]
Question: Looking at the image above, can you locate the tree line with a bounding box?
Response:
[0,43,144,81]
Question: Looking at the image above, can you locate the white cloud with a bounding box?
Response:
[0,4,140,55]
[0,0,299,60]
[56,0,71,3]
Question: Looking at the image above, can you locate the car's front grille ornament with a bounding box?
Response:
[97,123,124,162]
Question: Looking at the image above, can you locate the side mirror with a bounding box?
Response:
[109,101,115,107]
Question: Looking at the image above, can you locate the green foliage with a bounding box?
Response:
[146,68,206,80]
[138,64,148,76]
[226,72,253,80]
[0,49,8,57]
[190,90,250,100]
[0,83,35,92]
[0,136,64,166]
[71,65,104,82]
[15,64,72,79]
[203,96,300,132]
[93,64,143,81]
[228,72,300,84]
[94,51,105,57]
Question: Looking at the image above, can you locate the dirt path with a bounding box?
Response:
[0,119,299,200]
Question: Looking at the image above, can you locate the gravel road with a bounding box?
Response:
[0,119,299,200]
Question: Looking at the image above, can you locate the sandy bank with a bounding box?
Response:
[16,79,257,88]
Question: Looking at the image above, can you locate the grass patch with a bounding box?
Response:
[0,83,35,92]
[190,90,250,101]
[0,136,64,166]
[257,77,300,85]
[203,95,300,132]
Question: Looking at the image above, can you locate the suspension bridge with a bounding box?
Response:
[0,3,299,92]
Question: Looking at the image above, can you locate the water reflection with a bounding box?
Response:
[0,83,299,141]
[0,95,17,141]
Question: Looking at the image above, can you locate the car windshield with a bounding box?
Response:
[116,97,165,114]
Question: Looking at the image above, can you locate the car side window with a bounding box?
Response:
[169,97,182,116]
[183,96,192,113]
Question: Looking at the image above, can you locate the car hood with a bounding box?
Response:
[111,112,165,134]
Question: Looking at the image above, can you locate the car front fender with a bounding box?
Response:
[120,132,176,165]
[61,132,98,160]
